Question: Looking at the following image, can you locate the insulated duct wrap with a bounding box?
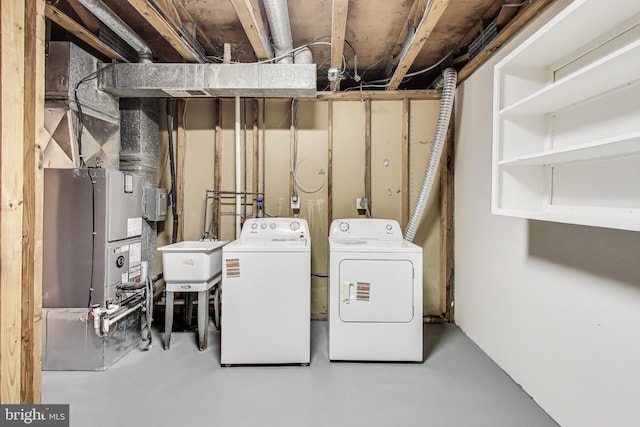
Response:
[404,68,457,242]
[263,0,294,63]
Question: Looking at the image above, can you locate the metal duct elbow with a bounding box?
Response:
[262,0,294,64]
[404,68,457,242]
[294,47,313,64]
[78,0,153,63]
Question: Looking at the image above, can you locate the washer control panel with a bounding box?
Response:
[329,218,403,240]
[241,218,308,240]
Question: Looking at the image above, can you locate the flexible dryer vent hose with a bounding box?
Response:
[404,67,457,242]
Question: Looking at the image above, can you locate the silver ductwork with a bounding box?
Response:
[263,0,294,63]
[78,0,153,63]
[99,63,317,97]
[404,67,457,242]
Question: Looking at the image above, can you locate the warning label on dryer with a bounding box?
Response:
[226,258,240,278]
[356,282,371,301]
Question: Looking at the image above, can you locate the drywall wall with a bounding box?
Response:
[454,1,640,426]
[159,97,443,317]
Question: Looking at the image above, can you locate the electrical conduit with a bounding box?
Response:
[404,68,457,242]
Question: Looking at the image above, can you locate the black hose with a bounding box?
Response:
[166,100,179,244]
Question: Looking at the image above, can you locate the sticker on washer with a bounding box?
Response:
[356,282,370,301]
[226,258,240,278]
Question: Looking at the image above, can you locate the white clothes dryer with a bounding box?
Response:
[329,218,423,361]
[221,218,310,365]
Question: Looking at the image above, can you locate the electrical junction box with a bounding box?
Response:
[144,187,168,221]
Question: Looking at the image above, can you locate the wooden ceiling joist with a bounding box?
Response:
[123,0,201,61]
[457,0,556,84]
[387,0,450,90]
[45,4,129,62]
[230,0,273,60]
[67,0,101,33]
[172,0,217,55]
[330,0,349,91]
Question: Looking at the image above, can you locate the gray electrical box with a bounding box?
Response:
[143,187,168,221]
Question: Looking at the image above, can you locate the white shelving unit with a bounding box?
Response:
[492,0,640,231]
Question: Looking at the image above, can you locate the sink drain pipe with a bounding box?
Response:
[404,67,457,242]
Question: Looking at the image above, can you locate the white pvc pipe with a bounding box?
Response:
[235,96,242,239]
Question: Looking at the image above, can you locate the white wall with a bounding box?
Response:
[454,2,640,426]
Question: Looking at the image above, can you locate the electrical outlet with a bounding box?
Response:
[291,194,300,210]
[356,197,368,210]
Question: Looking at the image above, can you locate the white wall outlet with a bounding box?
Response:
[356,197,368,210]
[291,194,300,210]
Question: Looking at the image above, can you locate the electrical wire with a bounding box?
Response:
[73,63,114,167]
[86,169,97,307]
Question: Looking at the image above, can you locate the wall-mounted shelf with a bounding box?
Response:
[492,0,640,231]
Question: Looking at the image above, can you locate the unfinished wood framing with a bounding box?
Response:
[176,99,186,242]
[172,0,217,55]
[20,0,45,404]
[457,0,555,84]
[387,0,451,90]
[1,0,44,404]
[45,4,128,62]
[229,0,273,60]
[441,121,455,322]
[401,98,410,229]
[317,90,441,101]
[364,99,372,214]
[327,100,334,228]
[214,100,222,240]
[253,100,259,214]
[329,0,349,91]
[123,0,201,61]
[391,0,429,67]
[66,0,100,33]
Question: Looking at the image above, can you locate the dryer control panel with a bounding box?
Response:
[241,218,308,240]
[329,219,403,240]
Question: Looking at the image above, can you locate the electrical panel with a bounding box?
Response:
[143,187,168,221]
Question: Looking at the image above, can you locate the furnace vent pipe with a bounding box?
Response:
[78,0,153,63]
[262,0,294,64]
[404,67,457,242]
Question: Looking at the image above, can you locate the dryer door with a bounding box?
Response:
[338,259,414,323]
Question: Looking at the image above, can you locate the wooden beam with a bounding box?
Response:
[391,0,428,64]
[172,0,217,55]
[21,0,45,404]
[401,98,409,229]
[176,99,186,242]
[253,99,259,214]
[457,0,556,84]
[123,0,201,61]
[1,0,26,404]
[316,89,441,100]
[45,4,128,62]
[229,0,273,60]
[387,0,451,90]
[364,99,371,213]
[329,0,349,91]
[327,100,333,228]
[67,0,100,33]
[441,121,454,322]
[214,100,222,239]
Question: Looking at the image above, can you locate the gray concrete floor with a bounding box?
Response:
[42,321,558,427]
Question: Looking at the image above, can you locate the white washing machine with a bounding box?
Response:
[329,218,423,361]
[221,217,310,365]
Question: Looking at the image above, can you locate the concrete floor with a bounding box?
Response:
[42,321,558,427]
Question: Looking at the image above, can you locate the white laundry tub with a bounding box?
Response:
[158,241,229,283]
